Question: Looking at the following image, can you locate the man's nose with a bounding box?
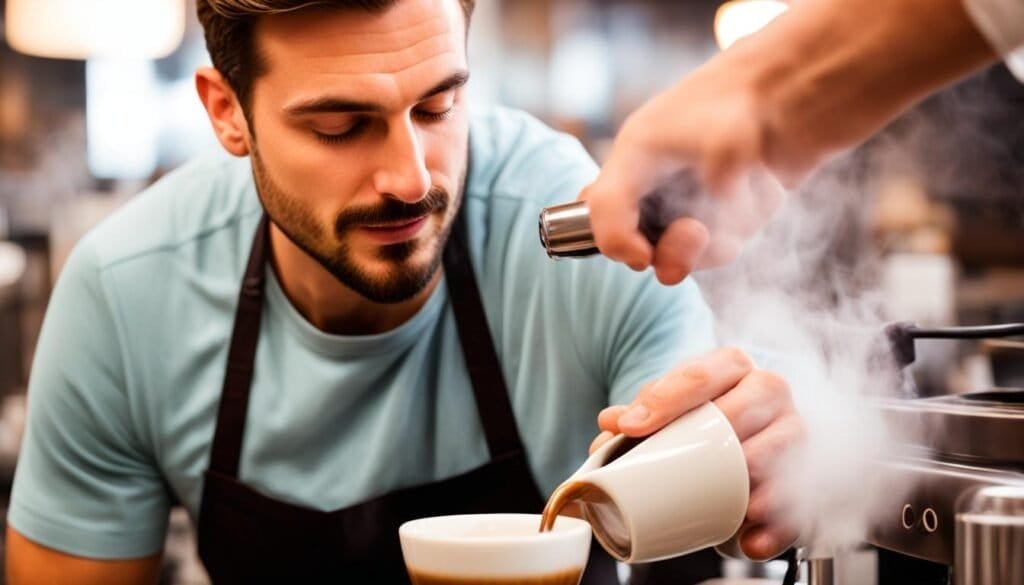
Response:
[373,118,431,204]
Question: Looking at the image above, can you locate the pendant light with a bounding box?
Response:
[5,0,186,60]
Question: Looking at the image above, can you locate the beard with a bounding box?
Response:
[251,150,460,304]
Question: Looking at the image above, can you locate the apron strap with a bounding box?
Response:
[208,214,270,478]
[442,211,526,460]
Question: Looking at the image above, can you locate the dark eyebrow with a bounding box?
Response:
[417,70,470,101]
[284,98,383,117]
[284,70,470,117]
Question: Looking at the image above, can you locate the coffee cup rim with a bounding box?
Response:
[399,513,591,546]
[400,513,592,577]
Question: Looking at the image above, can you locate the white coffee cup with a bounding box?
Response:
[399,513,592,583]
[557,402,749,563]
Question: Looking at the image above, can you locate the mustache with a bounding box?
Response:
[335,187,449,233]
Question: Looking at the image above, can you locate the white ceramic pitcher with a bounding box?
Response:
[554,402,749,563]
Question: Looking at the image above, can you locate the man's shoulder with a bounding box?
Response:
[467,105,597,208]
[81,152,259,272]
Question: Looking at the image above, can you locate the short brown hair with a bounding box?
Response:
[197,0,475,113]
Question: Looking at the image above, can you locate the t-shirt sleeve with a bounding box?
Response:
[8,238,170,559]
[599,275,717,406]
[474,106,718,410]
[962,0,1024,79]
[553,253,716,408]
[487,109,718,408]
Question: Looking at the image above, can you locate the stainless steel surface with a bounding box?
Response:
[538,170,703,258]
[538,201,599,258]
[955,486,1024,585]
[877,390,1024,466]
[869,390,1024,568]
[806,558,835,585]
[867,457,1024,564]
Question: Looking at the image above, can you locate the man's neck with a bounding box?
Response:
[267,223,441,336]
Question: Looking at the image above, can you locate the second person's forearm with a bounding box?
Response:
[730,0,999,175]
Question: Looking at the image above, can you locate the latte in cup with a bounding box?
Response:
[407,567,582,585]
[399,514,591,585]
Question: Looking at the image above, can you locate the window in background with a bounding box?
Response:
[86,59,161,180]
[85,15,215,181]
[549,22,612,121]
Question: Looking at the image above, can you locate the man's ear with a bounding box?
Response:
[196,67,251,157]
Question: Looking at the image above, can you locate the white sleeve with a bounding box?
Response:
[1007,50,1024,80]
[962,0,1024,79]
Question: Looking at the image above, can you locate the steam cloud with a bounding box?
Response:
[679,62,1023,555]
[694,164,911,555]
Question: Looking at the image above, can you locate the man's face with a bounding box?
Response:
[247,0,469,303]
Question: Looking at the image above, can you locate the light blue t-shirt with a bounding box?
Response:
[8,106,715,559]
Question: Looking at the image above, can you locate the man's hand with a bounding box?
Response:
[591,347,805,561]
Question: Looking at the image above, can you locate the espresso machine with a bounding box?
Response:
[860,323,1024,585]
[538,200,1024,585]
[768,325,1024,585]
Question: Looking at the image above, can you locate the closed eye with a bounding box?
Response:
[313,118,369,145]
[414,106,454,123]
[312,104,454,146]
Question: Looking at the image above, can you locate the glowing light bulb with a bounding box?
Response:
[5,0,186,60]
[714,0,789,51]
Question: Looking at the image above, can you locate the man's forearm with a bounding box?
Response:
[5,527,161,585]
[729,0,999,174]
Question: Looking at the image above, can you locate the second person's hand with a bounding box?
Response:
[580,47,787,286]
[579,0,997,285]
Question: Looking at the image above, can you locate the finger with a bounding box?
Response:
[713,369,793,441]
[589,431,615,454]
[708,169,786,249]
[740,523,799,562]
[712,177,763,241]
[745,481,777,526]
[652,218,710,285]
[583,182,652,271]
[696,232,745,269]
[597,404,630,434]
[582,167,654,270]
[618,347,755,436]
[741,416,806,487]
[745,485,770,524]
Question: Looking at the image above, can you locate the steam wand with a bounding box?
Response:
[885,322,1024,367]
[783,547,833,585]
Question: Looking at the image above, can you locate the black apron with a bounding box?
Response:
[196,211,619,584]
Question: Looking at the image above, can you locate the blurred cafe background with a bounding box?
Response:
[0,0,1021,583]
